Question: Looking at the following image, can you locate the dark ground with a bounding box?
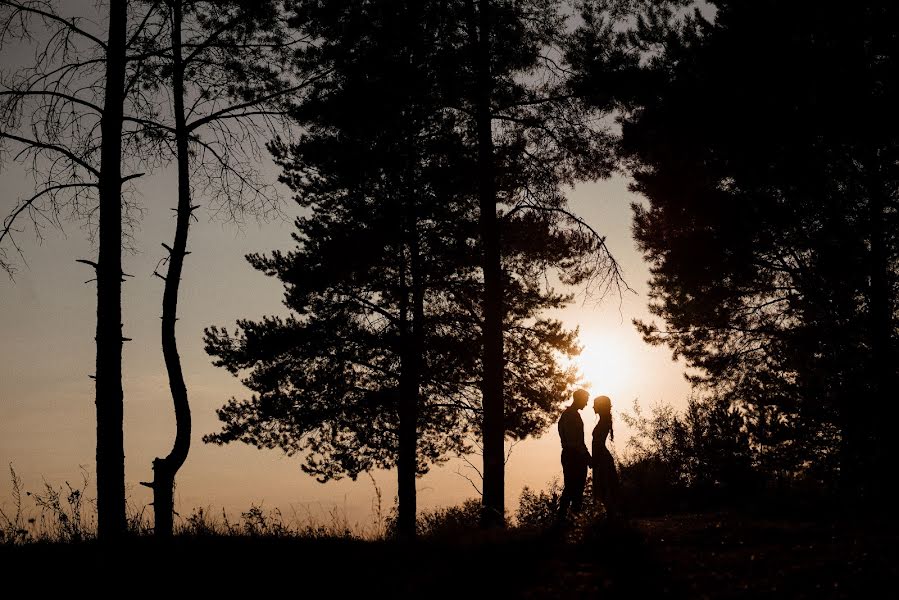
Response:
[2,512,896,597]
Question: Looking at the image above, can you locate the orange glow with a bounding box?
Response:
[573,329,638,404]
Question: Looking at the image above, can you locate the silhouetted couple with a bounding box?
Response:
[557,389,619,522]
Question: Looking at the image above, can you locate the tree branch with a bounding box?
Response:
[186,70,332,133]
[0,89,104,115]
[0,131,100,176]
[0,0,108,50]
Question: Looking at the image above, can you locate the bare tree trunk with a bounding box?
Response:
[151,0,192,536]
[96,0,128,542]
[470,0,505,529]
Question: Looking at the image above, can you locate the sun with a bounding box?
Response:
[573,330,637,403]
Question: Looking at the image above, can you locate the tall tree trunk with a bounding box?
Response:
[470,0,505,528]
[150,0,192,536]
[396,4,423,538]
[96,0,128,542]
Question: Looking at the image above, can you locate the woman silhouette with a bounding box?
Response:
[591,395,620,517]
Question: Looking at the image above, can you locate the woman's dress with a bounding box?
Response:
[592,418,619,513]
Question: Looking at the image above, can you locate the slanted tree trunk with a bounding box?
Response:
[151,0,192,536]
[95,0,128,541]
[468,0,505,529]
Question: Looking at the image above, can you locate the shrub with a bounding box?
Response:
[514,480,562,530]
[618,397,764,514]
[386,499,484,539]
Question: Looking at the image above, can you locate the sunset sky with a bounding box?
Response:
[0,0,692,527]
[0,162,691,525]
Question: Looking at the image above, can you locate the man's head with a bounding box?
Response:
[572,389,589,410]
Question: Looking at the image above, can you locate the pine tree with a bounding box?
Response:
[615,0,899,500]
[203,0,618,537]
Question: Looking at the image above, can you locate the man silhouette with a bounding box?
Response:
[557,389,590,522]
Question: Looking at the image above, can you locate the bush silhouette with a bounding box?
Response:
[619,398,762,514]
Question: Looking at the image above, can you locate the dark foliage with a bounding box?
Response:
[385,498,485,540]
[618,398,760,514]
[609,0,899,499]
[515,480,563,530]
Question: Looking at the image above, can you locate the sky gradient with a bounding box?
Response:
[1,160,690,526]
[0,0,690,526]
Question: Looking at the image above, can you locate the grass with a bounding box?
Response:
[2,467,897,598]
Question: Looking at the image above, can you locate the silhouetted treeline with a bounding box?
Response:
[5,0,896,543]
[619,0,899,505]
